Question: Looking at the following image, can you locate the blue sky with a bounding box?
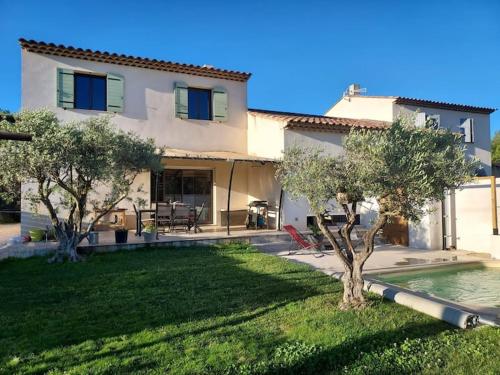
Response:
[1,0,499,135]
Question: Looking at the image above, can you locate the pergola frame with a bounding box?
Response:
[157,151,280,236]
[0,131,32,142]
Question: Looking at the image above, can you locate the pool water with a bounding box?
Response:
[376,264,500,308]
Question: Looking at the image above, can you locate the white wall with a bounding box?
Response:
[453,179,499,256]
[325,96,395,121]
[281,129,346,230]
[284,129,345,156]
[21,50,249,153]
[395,104,491,174]
[408,203,443,250]
[247,114,285,159]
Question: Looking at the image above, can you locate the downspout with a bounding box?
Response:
[227,160,236,236]
[491,176,498,235]
[277,188,284,231]
[155,168,160,240]
[441,198,447,250]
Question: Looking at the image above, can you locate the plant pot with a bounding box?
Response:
[115,230,128,244]
[88,231,99,245]
[29,229,45,242]
[143,231,156,243]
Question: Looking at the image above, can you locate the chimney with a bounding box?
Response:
[348,83,361,96]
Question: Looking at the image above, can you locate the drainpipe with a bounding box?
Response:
[155,168,160,240]
[277,188,284,231]
[491,176,498,235]
[226,160,236,236]
[441,198,447,250]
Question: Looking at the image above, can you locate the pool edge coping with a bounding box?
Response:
[327,269,499,329]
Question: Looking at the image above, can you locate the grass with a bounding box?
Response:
[0,243,498,374]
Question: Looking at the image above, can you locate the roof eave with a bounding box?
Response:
[394,97,496,115]
[19,38,252,82]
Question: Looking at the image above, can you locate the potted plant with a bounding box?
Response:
[142,223,156,243]
[114,226,129,244]
[307,223,324,243]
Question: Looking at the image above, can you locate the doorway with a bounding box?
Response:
[151,169,213,224]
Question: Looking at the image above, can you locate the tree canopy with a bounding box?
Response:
[492,131,500,164]
[277,118,478,308]
[0,109,162,261]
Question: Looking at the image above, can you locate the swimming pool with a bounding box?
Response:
[376,263,500,308]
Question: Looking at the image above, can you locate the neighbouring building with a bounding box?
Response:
[327,84,496,250]
[19,40,496,253]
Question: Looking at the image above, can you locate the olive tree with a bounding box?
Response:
[277,119,478,309]
[0,109,162,262]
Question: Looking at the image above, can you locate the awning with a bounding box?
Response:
[162,148,278,163]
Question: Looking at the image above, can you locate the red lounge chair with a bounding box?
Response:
[283,224,325,257]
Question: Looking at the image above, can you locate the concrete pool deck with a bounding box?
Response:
[257,242,492,274]
[257,242,500,326]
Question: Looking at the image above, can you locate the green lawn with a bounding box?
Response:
[0,244,498,374]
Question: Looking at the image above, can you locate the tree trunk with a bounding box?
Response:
[340,260,365,309]
[49,222,82,263]
[315,209,388,310]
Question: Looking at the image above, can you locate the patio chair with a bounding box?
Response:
[133,204,155,234]
[193,202,206,233]
[283,224,325,258]
[156,203,173,233]
[171,203,191,232]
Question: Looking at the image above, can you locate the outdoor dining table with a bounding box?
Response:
[135,205,198,236]
[135,208,156,236]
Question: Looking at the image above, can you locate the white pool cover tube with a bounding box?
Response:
[329,272,479,329]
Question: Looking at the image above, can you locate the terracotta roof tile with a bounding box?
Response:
[248,108,390,132]
[393,96,495,114]
[19,38,251,82]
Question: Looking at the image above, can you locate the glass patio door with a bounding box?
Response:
[152,169,213,224]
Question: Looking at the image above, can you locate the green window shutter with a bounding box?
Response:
[107,73,124,112]
[174,82,188,119]
[212,87,228,122]
[56,68,74,109]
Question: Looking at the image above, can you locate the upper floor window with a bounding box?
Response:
[74,73,106,111]
[174,82,228,122]
[57,68,124,112]
[188,88,212,120]
[414,112,440,129]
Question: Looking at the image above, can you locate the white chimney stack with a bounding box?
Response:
[343,83,366,98]
[348,83,361,96]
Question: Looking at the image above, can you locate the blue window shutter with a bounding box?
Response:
[175,82,188,119]
[57,68,74,108]
[212,87,228,122]
[107,73,124,112]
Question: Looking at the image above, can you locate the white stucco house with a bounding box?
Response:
[326,84,495,250]
[19,39,495,251]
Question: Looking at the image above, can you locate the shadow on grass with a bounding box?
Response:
[0,244,331,360]
[35,317,451,374]
[248,320,452,374]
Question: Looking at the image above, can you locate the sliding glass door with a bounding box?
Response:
[151,169,213,224]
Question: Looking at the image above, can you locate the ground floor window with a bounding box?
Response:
[151,169,213,224]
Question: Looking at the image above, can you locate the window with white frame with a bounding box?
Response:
[426,114,440,129]
[414,112,440,129]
